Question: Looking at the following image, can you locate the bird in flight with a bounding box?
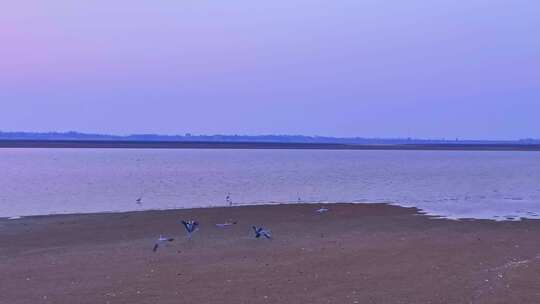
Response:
[252,226,272,239]
[153,235,174,252]
[216,221,237,228]
[316,207,329,214]
[181,220,199,237]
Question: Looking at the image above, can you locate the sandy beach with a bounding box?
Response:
[2,203,540,304]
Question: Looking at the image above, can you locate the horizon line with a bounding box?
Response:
[0,130,538,142]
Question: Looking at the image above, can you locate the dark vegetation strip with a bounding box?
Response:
[1,140,540,151]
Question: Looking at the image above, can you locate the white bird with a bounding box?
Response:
[316,207,329,214]
[153,235,174,252]
[216,221,237,228]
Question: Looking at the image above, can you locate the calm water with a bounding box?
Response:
[1,148,540,220]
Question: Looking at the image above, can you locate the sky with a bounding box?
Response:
[0,0,539,139]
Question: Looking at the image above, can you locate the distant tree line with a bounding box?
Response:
[0,131,537,145]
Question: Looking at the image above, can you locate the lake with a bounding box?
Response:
[1,148,540,220]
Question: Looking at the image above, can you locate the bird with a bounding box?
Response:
[226,193,233,207]
[136,197,143,205]
[316,207,329,214]
[181,220,199,236]
[153,235,174,252]
[252,226,272,239]
[216,221,237,228]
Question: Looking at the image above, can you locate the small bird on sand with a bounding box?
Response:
[226,193,233,207]
[252,226,272,239]
[153,235,174,252]
[316,207,329,214]
[181,220,199,237]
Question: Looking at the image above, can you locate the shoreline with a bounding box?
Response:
[3,203,540,303]
[1,200,382,221]
[2,139,540,151]
[2,200,536,222]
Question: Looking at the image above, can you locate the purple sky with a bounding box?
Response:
[1,0,539,139]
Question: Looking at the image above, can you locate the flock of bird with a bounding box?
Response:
[151,195,330,252]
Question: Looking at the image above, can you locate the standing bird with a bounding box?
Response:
[226,193,233,207]
[181,220,199,237]
[153,235,174,252]
[252,226,272,239]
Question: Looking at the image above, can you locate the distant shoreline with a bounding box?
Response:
[1,139,540,151]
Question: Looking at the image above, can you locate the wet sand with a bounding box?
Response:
[2,203,540,304]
